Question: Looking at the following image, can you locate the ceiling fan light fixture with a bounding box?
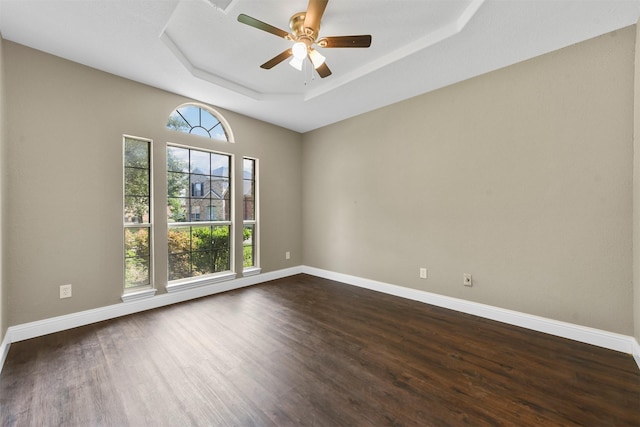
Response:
[291,42,308,59]
[309,49,326,69]
[289,56,304,71]
[237,0,372,79]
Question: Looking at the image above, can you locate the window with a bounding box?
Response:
[167,145,232,282]
[123,137,152,290]
[167,104,232,141]
[243,157,259,274]
[122,104,251,298]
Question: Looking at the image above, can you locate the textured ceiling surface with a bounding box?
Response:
[1,0,639,132]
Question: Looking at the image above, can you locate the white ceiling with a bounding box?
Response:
[1,0,640,133]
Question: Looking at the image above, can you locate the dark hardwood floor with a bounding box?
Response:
[1,274,639,426]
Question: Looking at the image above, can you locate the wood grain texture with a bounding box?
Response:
[1,274,639,426]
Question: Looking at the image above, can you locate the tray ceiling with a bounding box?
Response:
[1,0,639,132]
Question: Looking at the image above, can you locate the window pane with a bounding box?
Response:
[168,197,188,222]
[125,257,150,288]
[210,177,229,199]
[125,228,150,257]
[243,225,254,268]
[190,127,210,138]
[190,174,208,197]
[212,226,230,272]
[243,200,255,221]
[169,253,191,281]
[167,146,189,172]
[243,178,255,221]
[191,226,211,251]
[124,139,149,168]
[168,224,231,280]
[243,179,254,198]
[124,196,150,224]
[189,199,204,221]
[192,250,214,276]
[243,158,254,179]
[190,150,210,174]
[125,227,150,288]
[177,106,200,127]
[168,227,191,254]
[210,125,227,141]
[167,172,189,197]
[206,200,228,221]
[125,168,149,196]
[201,110,220,130]
[211,153,229,177]
[167,111,190,132]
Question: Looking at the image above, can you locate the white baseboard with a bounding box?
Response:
[302,266,639,359]
[2,265,639,374]
[6,266,303,345]
[0,330,10,372]
[633,338,640,370]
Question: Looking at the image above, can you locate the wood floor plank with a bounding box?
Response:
[1,274,639,426]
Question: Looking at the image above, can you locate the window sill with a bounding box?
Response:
[121,288,157,303]
[243,267,262,277]
[166,272,237,293]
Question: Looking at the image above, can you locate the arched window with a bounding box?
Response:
[167,104,233,142]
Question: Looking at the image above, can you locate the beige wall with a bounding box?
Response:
[0,34,6,340]
[303,26,636,335]
[4,41,303,325]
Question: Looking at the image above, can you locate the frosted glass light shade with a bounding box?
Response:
[292,42,307,59]
[289,56,304,71]
[309,49,325,69]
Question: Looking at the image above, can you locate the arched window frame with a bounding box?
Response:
[166,103,235,143]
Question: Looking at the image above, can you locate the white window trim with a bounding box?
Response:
[121,288,158,302]
[166,272,237,293]
[243,266,262,277]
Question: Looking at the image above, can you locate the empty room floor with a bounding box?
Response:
[1,274,639,426]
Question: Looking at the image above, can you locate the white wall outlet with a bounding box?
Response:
[463,274,472,287]
[60,284,72,299]
[285,251,291,260]
[419,268,428,279]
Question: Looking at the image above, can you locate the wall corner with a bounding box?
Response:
[633,21,640,346]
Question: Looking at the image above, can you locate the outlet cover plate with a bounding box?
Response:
[463,274,472,287]
[60,284,72,299]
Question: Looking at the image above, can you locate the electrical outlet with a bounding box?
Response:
[463,274,472,287]
[60,284,72,299]
[419,268,428,279]
[285,251,291,260]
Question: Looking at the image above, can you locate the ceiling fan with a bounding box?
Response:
[237,0,372,78]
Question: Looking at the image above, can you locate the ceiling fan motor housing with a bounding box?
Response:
[290,12,318,46]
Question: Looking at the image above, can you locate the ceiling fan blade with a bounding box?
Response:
[238,14,290,39]
[304,0,328,34]
[317,35,372,48]
[315,62,332,78]
[260,49,293,69]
